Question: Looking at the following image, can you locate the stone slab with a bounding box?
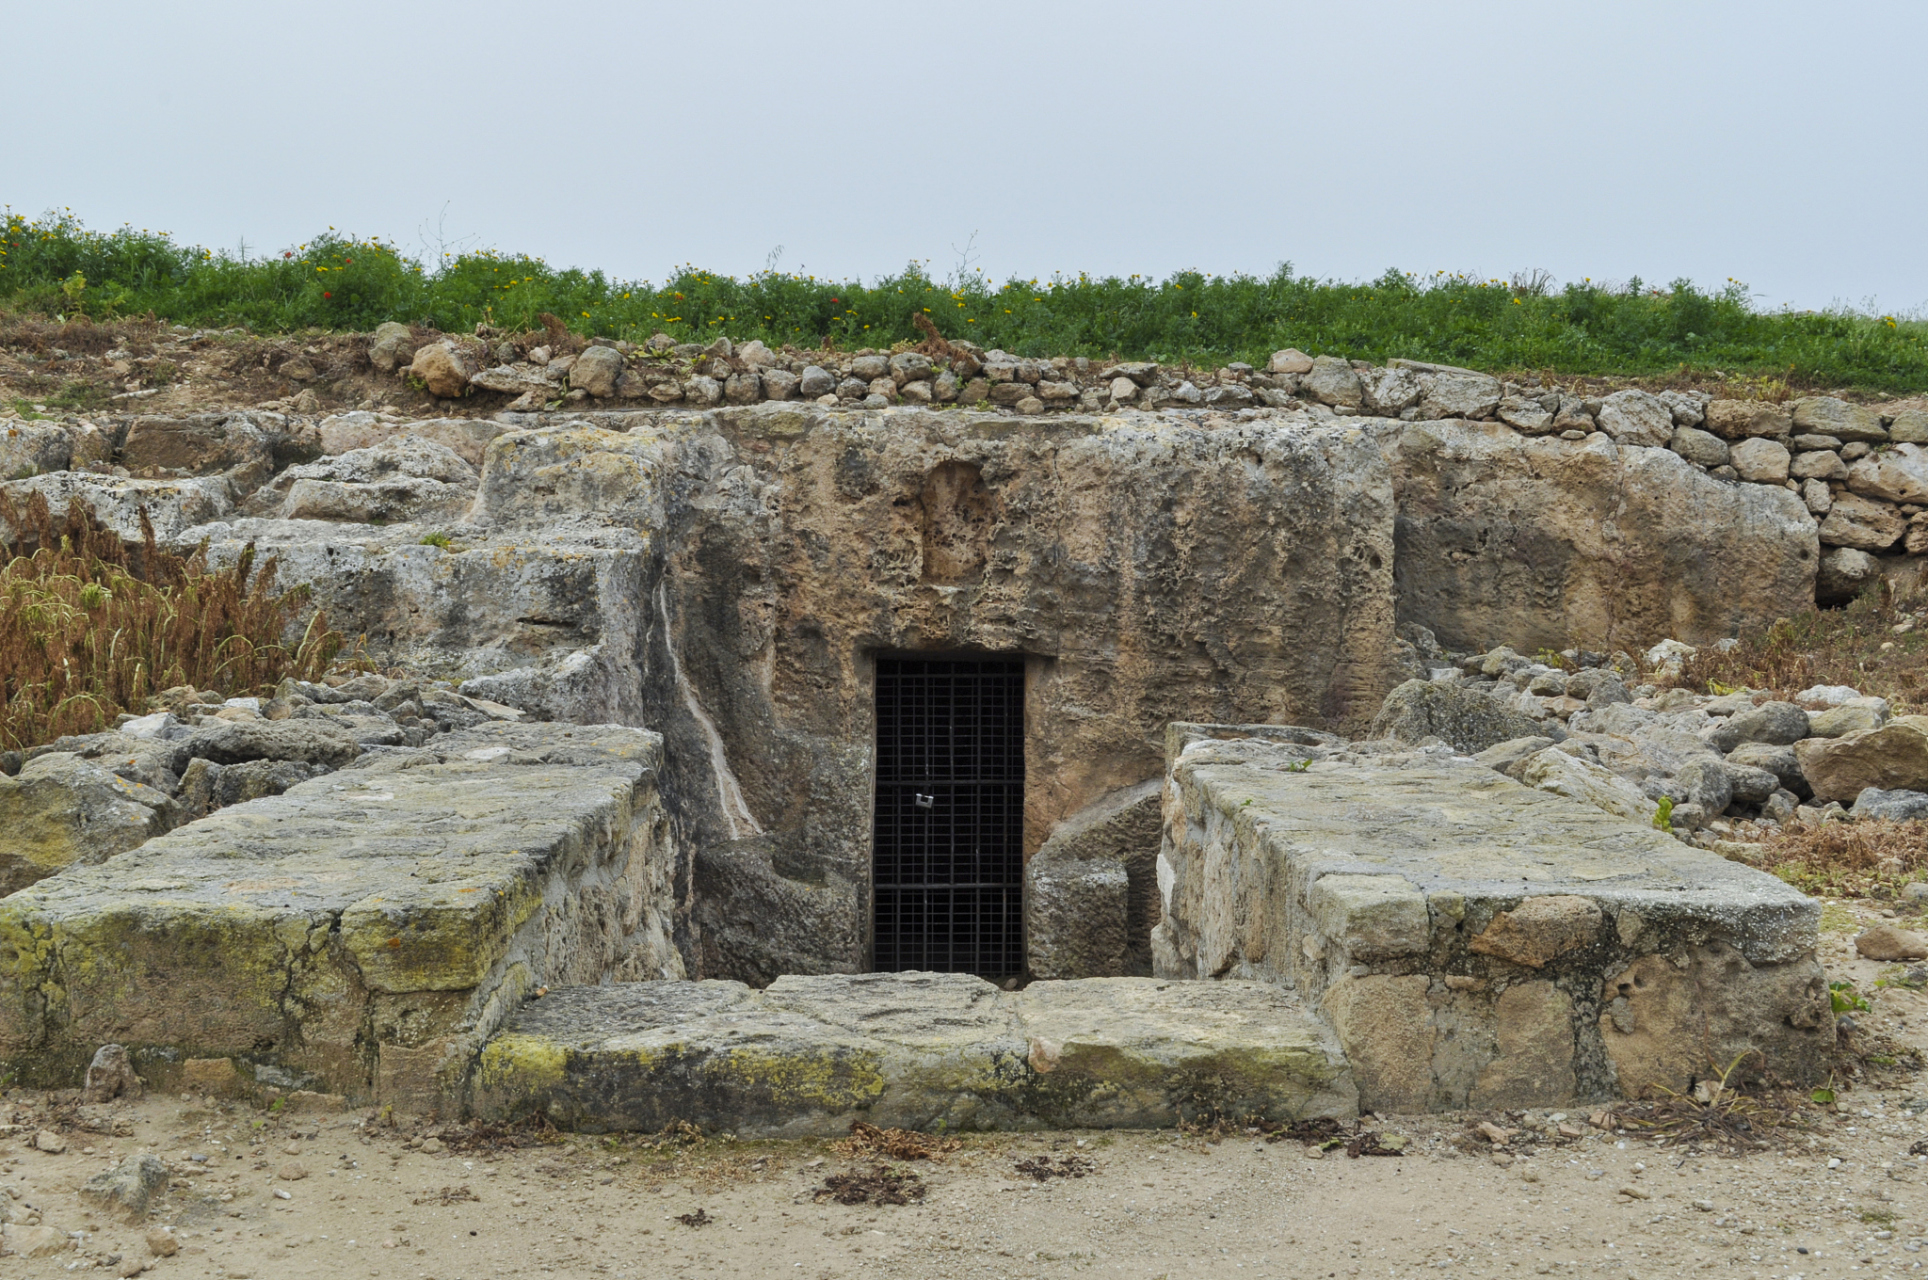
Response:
[470,972,1355,1135]
[0,723,682,1101]
[1151,727,1829,1109]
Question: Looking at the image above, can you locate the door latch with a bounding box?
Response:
[914,793,935,809]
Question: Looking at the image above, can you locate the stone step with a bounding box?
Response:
[469,972,1356,1136]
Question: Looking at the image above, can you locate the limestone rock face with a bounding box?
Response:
[667,406,1397,981]
[1390,422,1817,653]
[1795,722,1928,803]
[259,435,479,523]
[1416,371,1501,421]
[119,412,319,489]
[1024,779,1163,979]
[0,752,177,895]
[1370,678,1545,753]
[0,420,82,478]
[0,472,232,542]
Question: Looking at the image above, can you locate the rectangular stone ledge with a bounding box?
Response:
[1152,730,1830,1112]
[0,723,682,1103]
[468,972,1355,1136]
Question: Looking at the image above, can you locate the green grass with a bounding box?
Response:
[6,208,1928,391]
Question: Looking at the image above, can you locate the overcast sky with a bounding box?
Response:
[10,1,1926,312]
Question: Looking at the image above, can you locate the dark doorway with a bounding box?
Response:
[872,656,1025,977]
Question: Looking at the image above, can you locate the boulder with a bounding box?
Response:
[180,719,365,769]
[1847,443,1928,505]
[408,342,475,398]
[1668,426,1730,468]
[570,346,625,398]
[82,1042,143,1102]
[1818,491,1905,551]
[1392,423,1817,653]
[0,754,175,894]
[1723,762,1780,807]
[1890,409,1928,445]
[1024,780,1163,979]
[1517,747,1656,822]
[1817,545,1880,603]
[1729,437,1791,485]
[367,321,419,373]
[1703,701,1811,752]
[1301,356,1363,408]
[1360,367,1420,416]
[212,759,329,808]
[0,421,78,478]
[1853,787,1928,821]
[1795,722,1928,804]
[1268,349,1315,375]
[1371,679,1546,754]
[1856,925,1928,961]
[1497,395,1556,434]
[1416,371,1502,421]
[79,1154,168,1223]
[1791,449,1848,482]
[1704,400,1792,441]
[1808,702,1887,739]
[1793,396,1888,443]
[1595,390,1673,447]
[1725,741,1807,797]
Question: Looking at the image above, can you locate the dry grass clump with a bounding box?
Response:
[0,491,342,749]
[1662,589,1928,713]
[830,1121,960,1162]
[1748,818,1928,897]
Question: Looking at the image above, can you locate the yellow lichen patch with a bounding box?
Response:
[476,1033,570,1093]
[708,1046,887,1110]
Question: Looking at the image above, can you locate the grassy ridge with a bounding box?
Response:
[6,209,1928,392]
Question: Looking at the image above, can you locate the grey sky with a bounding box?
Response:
[12,0,1927,312]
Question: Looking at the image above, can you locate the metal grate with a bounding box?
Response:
[872,657,1024,977]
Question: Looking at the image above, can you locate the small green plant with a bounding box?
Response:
[1861,1208,1898,1227]
[269,1097,284,1112]
[1830,980,1871,1014]
[418,531,454,549]
[1652,796,1674,832]
[1284,758,1311,773]
[58,271,86,310]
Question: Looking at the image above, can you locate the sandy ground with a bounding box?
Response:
[5,901,1928,1280]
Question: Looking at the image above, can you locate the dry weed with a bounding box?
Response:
[813,1165,926,1206]
[1662,589,1928,714]
[0,492,343,749]
[831,1120,960,1162]
[1747,819,1928,897]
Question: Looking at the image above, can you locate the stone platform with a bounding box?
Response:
[1151,726,1831,1112]
[469,972,1355,1136]
[0,723,682,1102]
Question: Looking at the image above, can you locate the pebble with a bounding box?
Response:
[1618,1185,1651,1200]
[278,1161,308,1180]
[421,1137,446,1155]
[146,1226,180,1256]
[31,1129,66,1153]
[274,1187,292,1200]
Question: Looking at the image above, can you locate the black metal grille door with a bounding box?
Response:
[872,657,1025,976]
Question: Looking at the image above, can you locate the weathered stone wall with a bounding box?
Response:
[1153,726,1829,1109]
